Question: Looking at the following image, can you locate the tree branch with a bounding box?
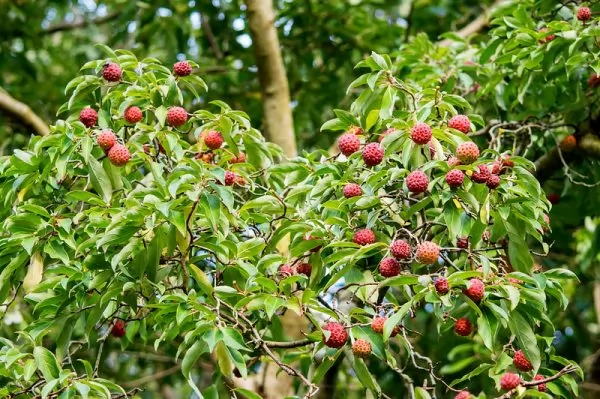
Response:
[439,0,506,47]
[493,365,578,399]
[44,12,120,35]
[264,338,313,348]
[0,89,49,136]
[245,0,297,157]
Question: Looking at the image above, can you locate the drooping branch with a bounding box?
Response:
[0,89,49,136]
[493,365,578,399]
[44,12,120,35]
[245,0,297,157]
[439,0,506,47]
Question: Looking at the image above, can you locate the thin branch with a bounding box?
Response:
[493,365,578,399]
[44,12,120,35]
[200,14,224,60]
[439,0,506,47]
[264,338,313,348]
[121,364,182,388]
[0,89,49,136]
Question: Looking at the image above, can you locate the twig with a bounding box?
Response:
[0,89,49,136]
[493,365,578,399]
[44,12,120,34]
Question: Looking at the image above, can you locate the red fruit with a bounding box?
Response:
[173,60,193,76]
[362,143,384,166]
[79,107,98,128]
[347,125,363,135]
[577,7,591,22]
[589,74,600,88]
[454,318,472,336]
[560,135,576,152]
[500,372,521,391]
[486,174,500,189]
[406,170,429,193]
[379,257,401,278]
[167,106,188,127]
[97,130,117,151]
[410,122,432,145]
[455,391,472,399]
[371,316,399,336]
[231,152,247,163]
[434,277,449,295]
[338,133,361,156]
[538,28,556,44]
[456,142,480,164]
[457,237,469,249]
[513,350,533,372]
[102,63,122,82]
[449,115,471,133]
[447,156,462,167]
[416,241,440,265]
[111,320,126,338]
[446,169,465,188]
[490,160,502,174]
[502,155,514,168]
[464,278,485,302]
[471,164,490,184]
[379,127,397,143]
[279,264,294,277]
[124,106,143,124]
[343,183,362,198]
[224,171,236,186]
[107,144,131,166]
[547,193,560,204]
[390,239,411,259]
[296,262,312,276]
[322,322,348,348]
[352,339,372,358]
[353,228,376,246]
[204,130,224,150]
[534,375,547,392]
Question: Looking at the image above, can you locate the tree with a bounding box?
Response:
[1,0,599,398]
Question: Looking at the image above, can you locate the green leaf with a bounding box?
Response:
[477,309,494,351]
[182,341,206,377]
[234,389,264,399]
[237,238,266,260]
[87,157,112,204]
[508,311,540,372]
[34,347,61,381]
[353,357,380,394]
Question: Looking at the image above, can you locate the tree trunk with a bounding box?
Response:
[245,0,297,157]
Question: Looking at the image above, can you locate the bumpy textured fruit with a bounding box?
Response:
[410,122,432,144]
[454,318,472,336]
[124,106,143,124]
[406,170,429,193]
[322,322,348,348]
[343,183,362,198]
[502,155,514,167]
[448,156,461,167]
[513,350,533,372]
[547,193,560,204]
[338,133,361,156]
[102,63,122,82]
[279,264,294,277]
[455,391,472,399]
[79,107,98,128]
[457,236,469,249]
[446,169,465,188]
[471,164,490,184]
[434,277,449,295]
[560,135,576,152]
[371,316,399,336]
[416,241,440,265]
[296,262,312,276]
[352,339,372,358]
[362,143,384,166]
[577,7,591,21]
[204,130,224,149]
[449,115,471,133]
[490,160,502,175]
[390,239,411,259]
[500,372,521,390]
[379,257,400,277]
[456,142,480,164]
[173,60,192,76]
[224,171,236,186]
[107,144,131,166]
[97,130,117,151]
[231,152,246,164]
[534,375,547,392]
[464,278,485,302]
[167,106,188,127]
[353,228,376,246]
[486,174,500,189]
[379,127,397,143]
[111,320,126,338]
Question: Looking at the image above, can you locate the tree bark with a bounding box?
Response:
[245,0,297,157]
[0,89,49,136]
